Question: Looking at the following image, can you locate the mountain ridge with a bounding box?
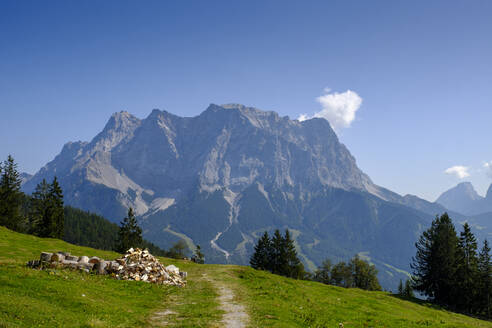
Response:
[22,104,454,289]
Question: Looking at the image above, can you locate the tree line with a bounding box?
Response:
[312,255,381,291]
[250,229,381,291]
[0,155,204,263]
[0,155,64,237]
[250,230,305,279]
[412,213,491,318]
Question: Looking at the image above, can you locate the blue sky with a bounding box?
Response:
[1,0,491,201]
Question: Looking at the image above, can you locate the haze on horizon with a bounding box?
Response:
[1,0,491,201]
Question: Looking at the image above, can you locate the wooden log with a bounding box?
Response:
[78,256,89,263]
[61,260,79,268]
[40,252,53,262]
[92,261,108,275]
[65,255,79,261]
[77,262,94,271]
[51,253,65,262]
[107,261,119,273]
[88,256,101,264]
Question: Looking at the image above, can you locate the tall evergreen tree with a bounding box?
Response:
[30,179,51,237]
[192,244,205,264]
[398,279,404,295]
[116,207,142,253]
[30,177,64,238]
[477,239,491,318]
[250,231,272,271]
[0,155,24,231]
[48,177,64,238]
[411,213,459,306]
[455,223,479,312]
[270,229,285,275]
[282,229,305,279]
[314,259,332,284]
[403,279,414,298]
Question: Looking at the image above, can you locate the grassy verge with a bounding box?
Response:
[233,266,492,328]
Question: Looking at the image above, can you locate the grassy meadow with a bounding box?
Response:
[0,226,491,327]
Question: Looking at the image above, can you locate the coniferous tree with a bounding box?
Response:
[270,229,285,275]
[116,207,142,253]
[398,279,404,295]
[0,155,24,231]
[30,177,64,238]
[403,279,414,298]
[455,223,479,312]
[477,239,491,318]
[192,244,205,264]
[282,229,305,279]
[250,231,272,271]
[411,213,459,306]
[48,177,64,239]
[30,179,51,237]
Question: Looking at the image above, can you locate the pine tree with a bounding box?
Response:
[477,239,491,318]
[30,177,64,238]
[398,279,404,295]
[30,179,51,237]
[192,244,205,264]
[270,229,285,275]
[404,279,414,298]
[116,207,142,253]
[411,213,459,306]
[48,177,64,238]
[0,155,24,231]
[282,229,305,279]
[250,231,272,271]
[455,223,479,312]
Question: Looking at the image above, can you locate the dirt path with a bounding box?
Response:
[149,269,249,327]
[204,273,249,328]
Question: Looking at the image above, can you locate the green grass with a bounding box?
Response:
[1,226,491,327]
[234,266,492,327]
[0,226,220,328]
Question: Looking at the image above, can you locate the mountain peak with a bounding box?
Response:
[436,181,484,215]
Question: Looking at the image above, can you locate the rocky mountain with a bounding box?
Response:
[436,182,492,216]
[20,172,33,185]
[24,104,451,289]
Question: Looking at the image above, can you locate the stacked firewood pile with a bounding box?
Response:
[27,248,187,286]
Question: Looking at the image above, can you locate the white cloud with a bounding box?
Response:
[484,161,492,178]
[298,89,363,130]
[444,166,470,179]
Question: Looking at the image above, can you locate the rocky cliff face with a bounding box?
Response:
[24,103,447,289]
[25,104,390,218]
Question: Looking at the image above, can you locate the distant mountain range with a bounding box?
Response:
[436,182,492,216]
[22,104,480,290]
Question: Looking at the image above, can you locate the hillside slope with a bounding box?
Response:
[0,227,490,327]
